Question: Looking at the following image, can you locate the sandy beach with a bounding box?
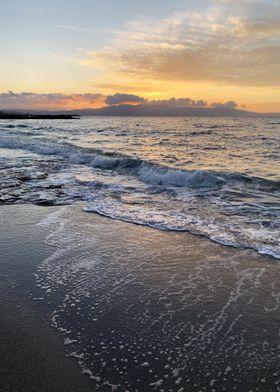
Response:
[0,205,94,392]
[1,203,279,391]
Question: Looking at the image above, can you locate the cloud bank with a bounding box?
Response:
[83,1,280,88]
[0,91,241,113]
[0,92,104,110]
[105,93,146,105]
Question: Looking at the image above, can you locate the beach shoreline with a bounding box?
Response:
[1,203,280,391]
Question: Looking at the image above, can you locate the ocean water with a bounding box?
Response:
[1,117,280,392]
[0,116,279,259]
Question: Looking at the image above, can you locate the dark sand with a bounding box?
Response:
[0,205,93,392]
[1,204,280,392]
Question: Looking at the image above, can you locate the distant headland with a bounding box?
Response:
[0,111,80,120]
[0,106,279,118]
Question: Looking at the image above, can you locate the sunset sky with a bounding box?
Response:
[1,0,279,112]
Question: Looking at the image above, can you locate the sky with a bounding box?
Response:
[0,0,279,112]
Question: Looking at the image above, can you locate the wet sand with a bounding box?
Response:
[0,205,93,392]
[1,204,280,392]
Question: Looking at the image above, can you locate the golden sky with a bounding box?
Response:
[0,0,279,112]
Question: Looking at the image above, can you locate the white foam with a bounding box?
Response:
[64,338,78,346]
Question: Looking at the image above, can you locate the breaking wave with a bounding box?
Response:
[0,125,279,260]
[0,135,279,190]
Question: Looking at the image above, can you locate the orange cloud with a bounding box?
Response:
[81,2,280,110]
[0,92,105,110]
[0,91,149,110]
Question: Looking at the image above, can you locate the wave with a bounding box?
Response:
[137,165,225,188]
[1,124,29,129]
[0,133,279,260]
[84,154,280,191]
[83,196,280,260]
[0,135,279,192]
[189,130,213,136]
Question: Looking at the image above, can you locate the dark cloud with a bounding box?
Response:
[105,93,146,105]
[0,91,71,103]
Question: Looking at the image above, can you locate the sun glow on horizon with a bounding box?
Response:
[0,0,279,113]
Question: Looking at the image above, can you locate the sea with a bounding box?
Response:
[1,116,280,392]
[0,116,279,258]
